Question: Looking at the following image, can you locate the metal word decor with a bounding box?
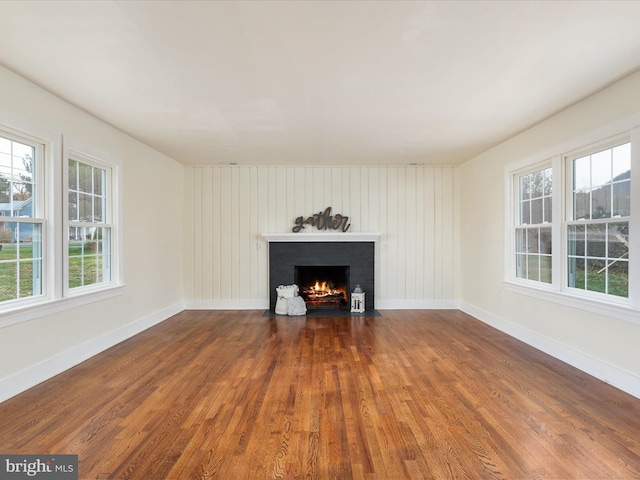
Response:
[292,207,351,233]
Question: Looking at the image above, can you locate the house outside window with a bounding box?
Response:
[0,132,43,303]
[67,155,113,291]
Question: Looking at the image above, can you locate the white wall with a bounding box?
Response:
[460,70,640,398]
[184,165,459,309]
[0,65,184,401]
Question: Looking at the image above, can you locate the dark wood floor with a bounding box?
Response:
[1,310,639,479]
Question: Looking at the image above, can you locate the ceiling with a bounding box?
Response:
[1,1,640,166]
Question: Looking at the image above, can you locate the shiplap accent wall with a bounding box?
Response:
[184,165,459,309]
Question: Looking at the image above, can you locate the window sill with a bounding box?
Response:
[0,285,125,329]
[503,280,640,326]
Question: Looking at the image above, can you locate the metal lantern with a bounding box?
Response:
[351,284,365,313]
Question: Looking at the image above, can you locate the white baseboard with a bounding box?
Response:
[0,301,184,403]
[376,299,460,310]
[460,301,640,400]
[185,299,460,311]
[185,299,269,310]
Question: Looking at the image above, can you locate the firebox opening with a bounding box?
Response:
[294,265,349,310]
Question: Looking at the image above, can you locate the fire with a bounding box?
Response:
[301,278,347,308]
[312,281,331,293]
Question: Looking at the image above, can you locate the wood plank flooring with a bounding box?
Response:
[1,309,639,479]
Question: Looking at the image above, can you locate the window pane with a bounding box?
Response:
[520,200,530,224]
[540,256,552,284]
[574,191,589,220]
[608,222,629,260]
[527,229,539,254]
[612,143,631,178]
[574,155,590,191]
[530,171,543,198]
[608,260,629,298]
[531,198,543,225]
[543,196,552,223]
[527,255,540,281]
[543,168,552,195]
[520,175,531,200]
[78,162,92,193]
[79,193,93,221]
[516,253,526,278]
[540,227,552,254]
[568,225,585,256]
[591,149,612,187]
[587,224,606,258]
[93,168,104,196]
[568,257,585,289]
[94,197,104,223]
[612,181,630,217]
[68,191,78,221]
[586,259,607,293]
[0,262,17,302]
[69,160,78,191]
[591,185,610,219]
[515,229,526,253]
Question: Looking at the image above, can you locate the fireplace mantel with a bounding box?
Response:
[262,232,381,243]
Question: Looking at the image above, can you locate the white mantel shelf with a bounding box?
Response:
[262,232,381,242]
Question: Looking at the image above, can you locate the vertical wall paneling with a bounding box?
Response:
[423,167,436,300]
[434,167,444,300]
[201,167,214,299]
[442,167,455,300]
[219,168,232,299]
[186,165,458,308]
[183,167,195,299]
[249,167,259,299]
[386,167,399,299]
[257,167,270,300]
[193,167,203,300]
[414,167,425,298]
[405,167,417,300]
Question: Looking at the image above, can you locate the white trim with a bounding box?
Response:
[185,299,269,310]
[0,301,183,403]
[376,299,459,310]
[184,299,460,310]
[460,300,640,400]
[0,285,125,329]
[504,280,639,325]
[62,139,123,296]
[262,232,381,242]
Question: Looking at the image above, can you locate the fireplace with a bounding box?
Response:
[295,265,349,309]
[266,239,375,312]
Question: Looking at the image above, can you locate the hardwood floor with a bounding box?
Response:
[1,310,639,479]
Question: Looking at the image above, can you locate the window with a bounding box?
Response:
[0,115,121,320]
[507,123,638,318]
[0,132,44,304]
[67,154,114,292]
[567,142,630,298]
[515,167,552,284]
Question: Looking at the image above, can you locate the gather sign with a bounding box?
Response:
[292,207,351,233]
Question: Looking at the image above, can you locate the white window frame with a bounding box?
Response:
[63,140,122,298]
[511,162,555,286]
[505,114,640,325]
[563,135,631,302]
[0,119,58,310]
[0,113,123,328]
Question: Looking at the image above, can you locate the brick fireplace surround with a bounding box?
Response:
[263,233,380,313]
